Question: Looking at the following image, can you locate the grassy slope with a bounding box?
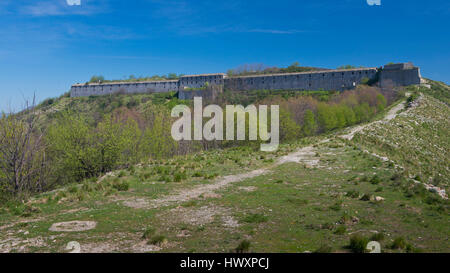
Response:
[353,93,449,192]
[1,86,449,253]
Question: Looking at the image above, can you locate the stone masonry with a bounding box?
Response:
[70,63,422,98]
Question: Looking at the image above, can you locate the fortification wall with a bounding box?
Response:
[70,80,179,97]
[179,74,225,89]
[224,68,378,91]
[69,63,422,98]
[178,84,224,101]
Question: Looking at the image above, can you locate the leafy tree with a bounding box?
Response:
[342,105,356,125]
[376,94,387,111]
[89,75,105,83]
[338,65,356,70]
[46,113,98,182]
[335,106,347,128]
[302,110,317,136]
[279,109,301,141]
[0,112,48,197]
[317,104,338,132]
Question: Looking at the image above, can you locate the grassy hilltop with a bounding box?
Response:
[0,81,448,253]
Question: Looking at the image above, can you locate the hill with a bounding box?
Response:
[0,81,448,253]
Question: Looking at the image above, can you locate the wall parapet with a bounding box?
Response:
[69,63,421,98]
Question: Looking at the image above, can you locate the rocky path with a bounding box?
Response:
[340,99,407,141]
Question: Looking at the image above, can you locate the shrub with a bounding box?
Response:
[127,165,136,175]
[182,200,197,208]
[390,237,407,250]
[346,190,360,198]
[349,235,369,253]
[360,194,371,201]
[235,240,251,253]
[142,227,156,239]
[174,172,187,182]
[112,180,129,191]
[370,233,385,242]
[243,213,268,223]
[149,235,167,246]
[370,175,381,185]
[334,226,347,235]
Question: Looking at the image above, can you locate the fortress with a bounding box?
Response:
[70,63,422,99]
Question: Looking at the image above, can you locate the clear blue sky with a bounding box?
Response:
[1,0,449,111]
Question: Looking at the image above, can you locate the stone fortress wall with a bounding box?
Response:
[70,63,422,98]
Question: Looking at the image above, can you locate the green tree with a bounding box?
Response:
[46,113,98,182]
[342,105,356,126]
[279,109,301,141]
[376,94,387,111]
[302,110,317,136]
[317,104,337,132]
[335,106,347,128]
[89,75,105,83]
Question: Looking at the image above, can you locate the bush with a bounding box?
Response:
[360,194,371,201]
[334,226,347,235]
[112,180,129,191]
[346,190,360,198]
[370,233,385,242]
[390,237,407,250]
[174,172,187,182]
[370,175,381,185]
[235,240,251,253]
[349,235,369,253]
[142,227,156,239]
[149,235,167,246]
[242,213,268,223]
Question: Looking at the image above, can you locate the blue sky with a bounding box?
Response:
[0,0,449,111]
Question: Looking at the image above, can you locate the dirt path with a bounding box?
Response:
[123,169,270,209]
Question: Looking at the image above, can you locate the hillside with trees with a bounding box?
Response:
[0,82,448,253]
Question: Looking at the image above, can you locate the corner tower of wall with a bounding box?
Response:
[379,62,421,88]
